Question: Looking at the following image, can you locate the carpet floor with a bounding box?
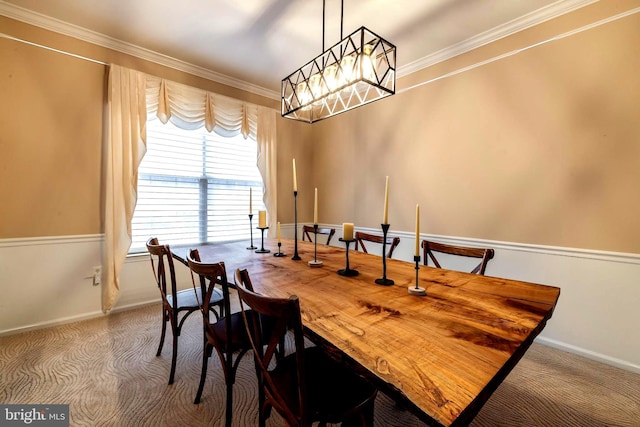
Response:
[1,302,638,426]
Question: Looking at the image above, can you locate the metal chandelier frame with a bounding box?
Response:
[281,1,396,123]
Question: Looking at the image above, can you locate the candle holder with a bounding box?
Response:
[246,214,257,250]
[292,191,301,260]
[375,223,394,286]
[255,227,270,253]
[308,224,323,267]
[337,238,358,276]
[274,241,286,257]
[408,255,426,296]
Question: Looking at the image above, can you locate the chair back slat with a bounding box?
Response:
[421,240,494,275]
[302,225,336,245]
[235,278,308,426]
[146,237,178,307]
[355,231,401,258]
[187,249,231,346]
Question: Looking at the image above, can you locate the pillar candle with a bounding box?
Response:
[249,187,252,213]
[258,210,267,228]
[313,188,318,225]
[343,223,354,241]
[277,221,281,243]
[292,158,298,192]
[415,204,420,257]
[383,176,389,224]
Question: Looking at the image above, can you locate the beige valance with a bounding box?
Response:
[145,77,258,138]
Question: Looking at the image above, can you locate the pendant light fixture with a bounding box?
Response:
[281,0,396,123]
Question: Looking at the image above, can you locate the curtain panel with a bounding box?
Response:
[104,65,148,312]
[104,65,277,312]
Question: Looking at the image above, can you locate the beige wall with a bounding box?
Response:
[279,1,640,253]
[2,2,640,254]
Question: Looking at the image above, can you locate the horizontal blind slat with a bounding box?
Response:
[130,119,265,252]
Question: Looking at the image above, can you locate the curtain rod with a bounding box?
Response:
[0,33,108,66]
[397,6,640,95]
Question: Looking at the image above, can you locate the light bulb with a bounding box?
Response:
[339,54,357,85]
[361,44,376,82]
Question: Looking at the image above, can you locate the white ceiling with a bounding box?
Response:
[1,0,594,98]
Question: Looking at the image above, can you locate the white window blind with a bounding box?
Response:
[130,119,265,252]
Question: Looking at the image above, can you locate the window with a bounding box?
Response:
[130,119,265,252]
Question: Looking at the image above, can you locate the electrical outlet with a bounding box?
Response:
[93,266,102,286]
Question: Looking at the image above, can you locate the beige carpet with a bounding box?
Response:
[1,303,638,427]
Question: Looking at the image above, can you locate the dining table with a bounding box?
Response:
[171,238,560,427]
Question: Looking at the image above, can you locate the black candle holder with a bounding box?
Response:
[375,223,394,286]
[308,224,323,267]
[337,238,358,276]
[246,214,257,250]
[292,191,301,260]
[409,255,426,295]
[274,241,286,257]
[255,227,270,253]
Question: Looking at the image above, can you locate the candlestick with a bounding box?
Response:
[383,176,389,224]
[308,224,323,267]
[255,226,270,253]
[342,223,354,241]
[409,255,426,296]
[292,191,301,260]
[313,187,318,225]
[375,223,394,286]
[415,204,420,257]
[246,214,257,250]
[258,210,267,228]
[292,158,298,192]
[337,238,358,276]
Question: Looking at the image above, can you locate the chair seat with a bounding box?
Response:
[207,311,251,352]
[270,346,377,422]
[168,287,223,309]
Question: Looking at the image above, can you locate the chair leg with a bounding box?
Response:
[225,379,233,427]
[194,343,210,404]
[156,310,167,357]
[168,318,179,385]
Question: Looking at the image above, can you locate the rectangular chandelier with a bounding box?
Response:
[281,26,396,123]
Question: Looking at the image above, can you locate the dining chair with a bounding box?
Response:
[186,249,252,427]
[302,225,336,245]
[146,237,224,385]
[421,240,495,275]
[235,271,378,427]
[355,231,401,258]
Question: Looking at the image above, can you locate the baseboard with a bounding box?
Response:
[0,298,159,337]
[536,336,640,375]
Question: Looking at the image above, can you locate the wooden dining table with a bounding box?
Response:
[172,238,560,427]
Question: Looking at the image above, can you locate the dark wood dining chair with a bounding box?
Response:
[235,271,378,427]
[146,237,224,385]
[302,225,336,245]
[421,240,495,275]
[355,231,401,258]
[186,249,252,427]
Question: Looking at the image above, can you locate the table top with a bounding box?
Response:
[172,239,560,427]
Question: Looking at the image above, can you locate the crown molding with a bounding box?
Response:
[2,0,597,98]
[0,1,280,100]
[398,0,599,77]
